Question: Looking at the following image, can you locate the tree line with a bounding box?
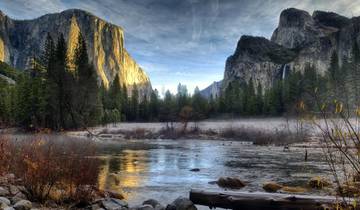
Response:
[1,35,360,130]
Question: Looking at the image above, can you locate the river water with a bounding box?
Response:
[95,138,331,206]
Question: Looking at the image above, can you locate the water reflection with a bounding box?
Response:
[98,150,149,200]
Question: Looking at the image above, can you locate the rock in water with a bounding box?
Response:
[262,182,283,192]
[0,9,152,96]
[101,198,128,210]
[167,197,196,210]
[136,204,154,210]
[279,186,307,194]
[142,199,161,208]
[217,177,246,189]
[308,176,331,189]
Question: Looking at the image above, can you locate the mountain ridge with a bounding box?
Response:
[222,7,360,92]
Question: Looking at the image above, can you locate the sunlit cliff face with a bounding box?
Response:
[0,9,152,95]
[67,15,81,71]
[0,37,4,62]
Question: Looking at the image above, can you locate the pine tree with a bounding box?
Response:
[73,33,102,127]
[109,74,122,113]
[159,90,176,127]
[54,33,70,129]
[246,78,257,115]
[139,94,150,121]
[149,89,159,121]
[255,83,263,115]
[350,41,360,106]
[192,86,208,121]
[122,84,129,120]
[130,84,139,121]
[328,50,340,100]
[42,33,59,129]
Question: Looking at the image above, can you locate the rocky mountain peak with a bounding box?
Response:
[312,10,351,29]
[278,8,313,28]
[233,35,296,64]
[272,8,321,49]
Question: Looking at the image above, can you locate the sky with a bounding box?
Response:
[1,0,360,94]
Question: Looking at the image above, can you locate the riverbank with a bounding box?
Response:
[66,118,315,146]
[0,173,199,210]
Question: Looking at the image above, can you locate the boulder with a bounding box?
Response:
[11,192,27,204]
[217,177,245,189]
[107,190,124,200]
[0,197,11,206]
[91,203,105,210]
[136,204,154,210]
[13,200,32,210]
[101,198,128,210]
[168,197,196,210]
[165,204,176,210]
[262,182,283,192]
[308,176,331,189]
[3,207,15,210]
[154,205,165,210]
[279,186,307,194]
[142,199,160,208]
[9,185,19,195]
[0,187,9,196]
[1,201,9,209]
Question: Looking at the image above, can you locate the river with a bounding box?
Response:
[95,138,331,206]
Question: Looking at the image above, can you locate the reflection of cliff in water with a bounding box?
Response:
[98,150,149,200]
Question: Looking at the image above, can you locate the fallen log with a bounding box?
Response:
[189,189,353,210]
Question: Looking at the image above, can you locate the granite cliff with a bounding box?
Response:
[223,8,360,91]
[200,80,222,99]
[0,9,151,95]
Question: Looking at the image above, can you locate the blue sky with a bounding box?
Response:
[1,0,359,94]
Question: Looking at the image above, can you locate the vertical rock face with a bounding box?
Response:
[223,8,360,91]
[200,80,222,99]
[223,35,297,91]
[0,9,152,95]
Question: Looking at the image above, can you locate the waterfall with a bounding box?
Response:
[282,64,287,80]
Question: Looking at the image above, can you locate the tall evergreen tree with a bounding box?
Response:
[73,33,102,127]
[149,89,159,121]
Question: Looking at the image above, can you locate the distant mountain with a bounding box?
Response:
[0,9,151,95]
[200,80,222,99]
[223,8,360,91]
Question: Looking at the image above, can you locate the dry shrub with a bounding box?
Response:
[0,136,15,175]
[1,135,100,204]
[219,127,308,146]
[98,128,155,139]
[158,126,183,139]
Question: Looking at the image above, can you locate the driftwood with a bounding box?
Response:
[189,189,353,210]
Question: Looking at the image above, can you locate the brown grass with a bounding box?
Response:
[0,135,100,204]
[219,127,308,146]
